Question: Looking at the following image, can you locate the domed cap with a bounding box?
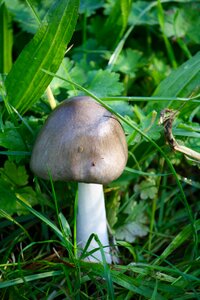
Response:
[30,96,128,185]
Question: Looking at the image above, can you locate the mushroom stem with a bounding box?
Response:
[77,182,112,263]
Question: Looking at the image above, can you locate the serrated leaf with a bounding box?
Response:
[5,0,38,34]
[50,58,86,96]
[86,69,124,97]
[128,1,158,26]
[116,221,148,242]
[164,4,200,43]
[0,121,27,151]
[5,0,54,34]
[0,160,29,186]
[113,49,144,77]
[106,193,120,228]
[115,200,148,242]
[134,178,157,200]
[5,0,79,114]
[0,179,20,214]
[134,106,161,140]
[79,0,104,16]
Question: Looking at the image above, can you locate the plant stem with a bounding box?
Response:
[77,183,111,263]
[46,86,57,109]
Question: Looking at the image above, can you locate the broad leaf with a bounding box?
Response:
[154,51,200,97]
[79,0,104,16]
[5,0,54,34]
[0,160,28,187]
[0,180,18,214]
[5,0,79,114]
[115,221,148,242]
[86,69,124,97]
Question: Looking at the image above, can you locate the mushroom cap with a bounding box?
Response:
[30,96,128,185]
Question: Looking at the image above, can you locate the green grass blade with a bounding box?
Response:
[154,51,200,98]
[157,0,177,69]
[16,195,65,244]
[154,219,200,265]
[5,0,79,114]
[0,270,63,289]
[0,3,13,73]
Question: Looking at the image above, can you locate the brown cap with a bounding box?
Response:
[30,96,128,185]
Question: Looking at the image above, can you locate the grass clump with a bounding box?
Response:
[0,0,200,299]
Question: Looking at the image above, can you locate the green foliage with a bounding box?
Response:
[0,3,13,73]
[5,0,79,114]
[0,0,200,298]
[154,51,200,98]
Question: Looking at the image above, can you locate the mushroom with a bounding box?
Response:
[30,96,128,263]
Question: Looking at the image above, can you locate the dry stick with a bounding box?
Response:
[159,109,200,161]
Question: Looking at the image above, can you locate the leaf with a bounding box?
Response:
[155,219,200,265]
[106,192,121,228]
[134,178,158,200]
[0,121,27,151]
[98,0,132,47]
[50,58,86,96]
[116,221,148,242]
[154,51,200,98]
[59,212,72,238]
[85,69,124,97]
[128,1,158,26]
[0,160,29,187]
[5,0,79,114]
[5,0,38,34]
[0,3,13,73]
[0,179,18,214]
[115,200,148,242]
[134,106,161,140]
[79,0,104,16]
[164,4,200,43]
[5,0,59,34]
[113,49,145,77]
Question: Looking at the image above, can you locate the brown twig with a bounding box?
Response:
[159,109,200,161]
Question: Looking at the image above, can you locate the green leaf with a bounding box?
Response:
[113,48,145,77]
[134,178,158,200]
[50,58,86,96]
[164,4,200,44]
[5,0,38,34]
[0,3,13,73]
[128,1,158,26]
[0,179,18,214]
[116,221,148,242]
[0,121,27,151]
[154,219,200,265]
[5,0,79,114]
[106,193,120,228]
[85,69,124,97]
[116,200,148,242]
[79,0,104,16]
[0,160,29,187]
[59,212,72,238]
[99,0,132,47]
[5,0,54,34]
[134,106,161,140]
[154,51,200,98]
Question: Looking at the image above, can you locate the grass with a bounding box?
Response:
[0,0,200,299]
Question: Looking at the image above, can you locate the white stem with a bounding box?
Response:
[77,183,111,263]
